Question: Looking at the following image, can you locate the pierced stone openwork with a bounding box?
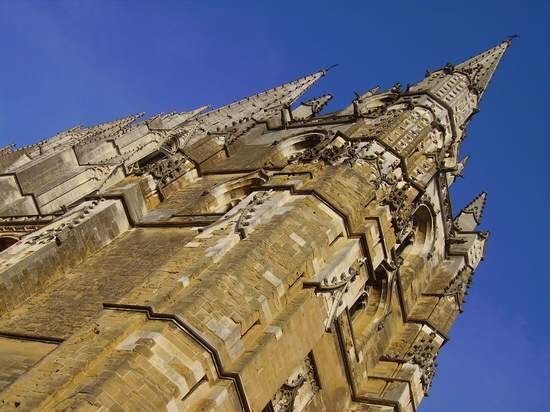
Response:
[139,150,194,191]
[444,267,472,310]
[24,200,103,246]
[280,132,330,163]
[385,330,440,394]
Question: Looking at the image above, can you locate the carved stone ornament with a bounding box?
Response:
[444,268,471,309]
[406,332,439,393]
[316,258,367,331]
[386,331,439,394]
[438,176,454,237]
[139,150,193,188]
[289,137,403,185]
[287,134,331,164]
[24,200,102,246]
[0,215,57,239]
[271,353,320,412]
[235,191,272,239]
[383,182,413,236]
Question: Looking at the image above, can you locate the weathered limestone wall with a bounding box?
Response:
[0,199,129,313]
[0,40,507,411]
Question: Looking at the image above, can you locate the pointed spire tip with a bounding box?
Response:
[504,34,519,46]
[320,64,339,76]
[458,155,470,167]
[454,191,488,231]
[454,40,512,100]
[464,191,488,223]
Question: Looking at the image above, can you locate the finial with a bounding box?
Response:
[366,86,380,96]
[350,86,380,106]
[452,155,470,178]
[505,33,519,45]
[443,62,455,74]
[325,64,339,72]
[0,143,16,153]
[457,155,470,169]
[390,82,402,93]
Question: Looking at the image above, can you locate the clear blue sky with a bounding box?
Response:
[0,1,548,410]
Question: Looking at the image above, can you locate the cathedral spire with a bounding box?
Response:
[280,69,327,106]
[409,39,512,134]
[204,69,326,116]
[454,191,487,231]
[415,38,512,100]
[147,105,209,130]
[456,39,512,99]
[194,69,327,134]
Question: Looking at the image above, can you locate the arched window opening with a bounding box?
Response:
[406,204,435,257]
[204,174,268,213]
[349,275,393,353]
[0,237,18,253]
[136,150,167,169]
[277,132,328,160]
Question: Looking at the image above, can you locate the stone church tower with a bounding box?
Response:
[0,40,510,411]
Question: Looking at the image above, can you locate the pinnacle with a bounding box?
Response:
[291,94,333,120]
[338,86,380,115]
[89,113,144,131]
[0,143,15,154]
[302,94,333,111]
[73,112,145,145]
[302,94,333,105]
[456,155,470,172]
[355,86,380,102]
[186,105,210,117]
[446,156,470,186]
[157,105,209,129]
[464,191,487,223]
[454,191,488,231]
